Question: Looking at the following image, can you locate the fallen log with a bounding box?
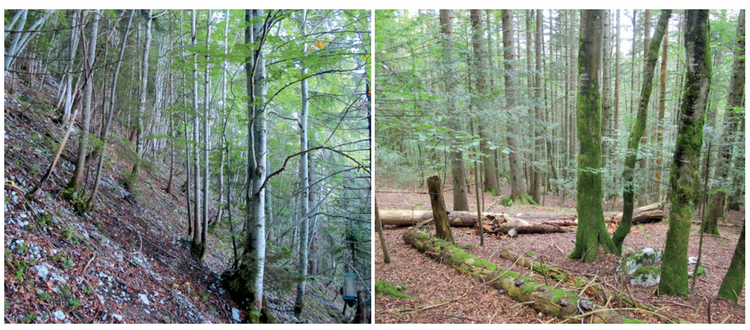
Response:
[402,229,643,323]
[380,210,528,228]
[607,202,664,224]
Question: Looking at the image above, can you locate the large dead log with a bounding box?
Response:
[607,202,664,224]
[402,229,641,323]
[380,210,528,227]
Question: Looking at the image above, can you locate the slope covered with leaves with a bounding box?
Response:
[3,71,348,324]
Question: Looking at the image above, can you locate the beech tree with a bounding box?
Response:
[611,10,671,253]
[568,9,617,262]
[705,10,744,235]
[659,10,711,296]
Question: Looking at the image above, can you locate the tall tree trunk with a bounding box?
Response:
[637,9,652,206]
[659,10,711,297]
[295,9,310,318]
[470,10,497,196]
[612,9,621,211]
[705,10,744,235]
[502,9,525,203]
[224,9,269,323]
[88,10,133,210]
[190,9,203,259]
[601,10,612,181]
[198,9,213,262]
[612,10,672,253]
[568,10,617,262]
[532,9,543,204]
[127,9,154,192]
[440,9,470,211]
[654,22,669,202]
[67,9,99,200]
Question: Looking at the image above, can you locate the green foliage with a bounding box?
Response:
[38,292,51,302]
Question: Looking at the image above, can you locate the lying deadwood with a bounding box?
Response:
[380,210,527,228]
[402,228,642,323]
[542,219,578,227]
[607,202,664,224]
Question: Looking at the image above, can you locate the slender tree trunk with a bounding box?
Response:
[127,9,154,192]
[612,10,672,253]
[67,9,99,200]
[531,9,543,204]
[601,10,612,180]
[294,9,310,318]
[190,9,203,259]
[470,10,497,196]
[653,23,669,202]
[612,9,621,211]
[439,10,469,211]
[659,10,711,297]
[502,9,525,203]
[198,9,212,262]
[88,10,134,210]
[705,10,744,235]
[224,10,269,323]
[568,10,617,262]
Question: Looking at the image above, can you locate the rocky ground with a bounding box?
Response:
[375,180,745,323]
[4,71,348,323]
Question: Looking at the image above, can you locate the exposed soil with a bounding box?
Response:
[375,179,745,324]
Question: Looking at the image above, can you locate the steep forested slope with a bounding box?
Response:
[3,71,347,324]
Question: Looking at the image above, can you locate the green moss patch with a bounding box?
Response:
[375,281,416,299]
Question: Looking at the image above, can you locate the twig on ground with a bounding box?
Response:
[436,313,482,323]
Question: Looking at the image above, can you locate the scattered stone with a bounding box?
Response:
[617,248,663,275]
[53,310,66,321]
[232,308,241,322]
[34,264,50,280]
[139,293,150,305]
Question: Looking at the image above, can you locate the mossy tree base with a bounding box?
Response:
[221,269,275,323]
[403,228,639,323]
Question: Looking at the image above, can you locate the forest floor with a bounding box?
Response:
[375,178,745,324]
[4,71,349,323]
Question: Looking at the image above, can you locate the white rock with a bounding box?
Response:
[34,265,50,279]
[138,293,150,305]
[53,310,66,321]
[232,308,241,322]
[113,314,123,322]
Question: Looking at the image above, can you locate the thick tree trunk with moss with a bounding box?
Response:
[569,10,618,262]
[705,10,744,236]
[612,10,672,253]
[659,10,711,297]
[403,229,639,323]
[502,9,525,203]
[427,175,454,244]
[717,222,745,303]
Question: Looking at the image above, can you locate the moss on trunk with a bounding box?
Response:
[717,222,745,303]
[569,10,617,262]
[659,10,711,296]
[612,10,672,253]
